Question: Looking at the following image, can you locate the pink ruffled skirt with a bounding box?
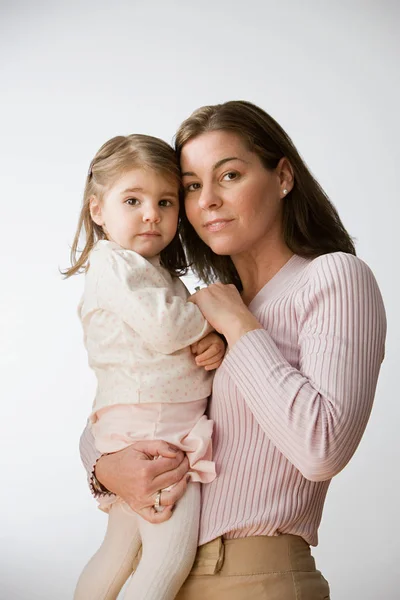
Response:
[91,398,215,511]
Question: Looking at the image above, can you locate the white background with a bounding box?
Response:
[1,1,399,599]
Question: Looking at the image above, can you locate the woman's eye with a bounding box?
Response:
[125,198,139,206]
[185,182,201,192]
[222,171,238,181]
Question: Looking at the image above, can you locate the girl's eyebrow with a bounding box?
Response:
[121,187,144,194]
[121,187,178,198]
[160,192,179,199]
[182,156,248,177]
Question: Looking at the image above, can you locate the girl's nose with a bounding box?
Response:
[143,206,161,223]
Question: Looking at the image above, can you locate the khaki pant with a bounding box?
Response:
[175,535,330,600]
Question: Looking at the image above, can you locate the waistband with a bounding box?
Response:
[191,535,316,576]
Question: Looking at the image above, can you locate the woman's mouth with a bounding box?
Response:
[204,219,233,232]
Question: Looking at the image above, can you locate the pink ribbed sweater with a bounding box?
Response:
[80,252,386,547]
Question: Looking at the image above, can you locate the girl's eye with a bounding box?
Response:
[125,198,139,206]
[222,171,238,181]
[159,199,173,207]
[185,182,201,192]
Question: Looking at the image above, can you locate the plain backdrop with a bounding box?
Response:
[0,1,399,599]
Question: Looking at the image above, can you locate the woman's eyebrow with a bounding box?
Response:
[182,157,247,177]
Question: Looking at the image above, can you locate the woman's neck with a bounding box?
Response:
[232,239,294,306]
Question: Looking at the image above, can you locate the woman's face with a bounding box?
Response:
[181,130,290,259]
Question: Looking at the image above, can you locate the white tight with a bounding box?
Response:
[74,483,200,600]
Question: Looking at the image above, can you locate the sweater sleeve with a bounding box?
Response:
[79,421,105,498]
[223,253,386,482]
[96,249,212,354]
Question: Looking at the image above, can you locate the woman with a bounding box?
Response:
[80,101,386,599]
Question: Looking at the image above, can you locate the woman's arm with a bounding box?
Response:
[191,253,386,482]
[79,423,190,523]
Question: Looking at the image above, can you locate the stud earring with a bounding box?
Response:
[283,189,288,195]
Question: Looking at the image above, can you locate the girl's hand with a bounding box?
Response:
[95,440,190,524]
[191,332,226,371]
[189,283,263,347]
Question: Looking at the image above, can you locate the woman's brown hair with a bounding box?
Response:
[174,101,355,288]
[63,134,187,278]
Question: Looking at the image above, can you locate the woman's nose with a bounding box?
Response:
[198,184,222,211]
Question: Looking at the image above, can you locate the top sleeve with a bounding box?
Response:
[95,248,212,354]
[223,253,386,482]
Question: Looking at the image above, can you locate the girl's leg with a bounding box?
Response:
[123,482,200,600]
[74,502,141,600]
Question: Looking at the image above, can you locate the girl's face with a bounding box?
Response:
[90,168,179,258]
[181,130,291,259]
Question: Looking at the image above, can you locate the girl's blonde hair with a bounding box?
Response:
[63,134,187,278]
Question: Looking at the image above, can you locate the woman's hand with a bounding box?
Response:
[191,332,226,370]
[95,440,190,524]
[189,283,262,347]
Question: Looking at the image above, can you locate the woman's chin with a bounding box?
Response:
[208,242,238,256]
[201,231,243,256]
[198,229,244,256]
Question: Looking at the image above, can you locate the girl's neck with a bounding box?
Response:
[232,239,294,306]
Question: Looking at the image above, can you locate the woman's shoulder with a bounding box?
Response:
[299,251,380,296]
[305,251,374,280]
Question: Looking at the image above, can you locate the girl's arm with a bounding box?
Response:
[191,332,226,371]
[191,253,386,482]
[79,422,190,523]
[95,248,212,354]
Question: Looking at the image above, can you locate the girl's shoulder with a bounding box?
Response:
[89,241,167,291]
[90,240,149,271]
[91,239,136,260]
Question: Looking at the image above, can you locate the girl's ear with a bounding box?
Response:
[89,195,104,226]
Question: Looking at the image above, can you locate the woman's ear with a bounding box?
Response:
[277,158,294,197]
[89,195,104,226]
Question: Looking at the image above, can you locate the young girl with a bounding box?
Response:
[65,134,225,600]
